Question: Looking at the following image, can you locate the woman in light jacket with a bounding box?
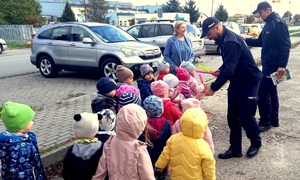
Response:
[164,21,195,75]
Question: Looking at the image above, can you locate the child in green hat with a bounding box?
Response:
[0,101,46,179]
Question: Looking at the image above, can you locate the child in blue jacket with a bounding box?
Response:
[0,101,46,180]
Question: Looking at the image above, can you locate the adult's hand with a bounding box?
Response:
[277,67,286,79]
[205,88,215,96]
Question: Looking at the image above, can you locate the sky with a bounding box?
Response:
[118,0,299,17]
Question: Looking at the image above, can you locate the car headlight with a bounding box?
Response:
[121,48,144,56]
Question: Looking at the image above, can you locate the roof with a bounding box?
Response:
[40,2,65,17]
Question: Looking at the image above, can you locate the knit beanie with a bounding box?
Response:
[180,61,195,73]
[157,61,170,72]
[150,80,169,96]
[116,84,140,98]
[96,77,117,95]
[181,98,201,112]
[97,109,116,132]
[119,92,142,108]
[1,101,35,132]
[73,112,99,138]
[140,64,154,77]
[116,65,134,83]
[163,74,179,88]
[143,95,164,117]
[177,68,191,81]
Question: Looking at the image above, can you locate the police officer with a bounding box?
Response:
[242,2,291,132]
[202,17,262,159]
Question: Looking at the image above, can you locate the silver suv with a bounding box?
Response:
[126,21,206,58]
[30,22,163,80]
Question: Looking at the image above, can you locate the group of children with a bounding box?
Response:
[0,61,216,180]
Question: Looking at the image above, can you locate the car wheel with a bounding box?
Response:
[100,58,121,81]
[38,55,59,78]
[0,45,3,54]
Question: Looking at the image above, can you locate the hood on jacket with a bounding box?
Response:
[72,141,102,160]
[181,107,208,139]
[116,104,147,141]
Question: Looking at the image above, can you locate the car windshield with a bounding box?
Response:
[186,24,201,35]
[89,25,136,43]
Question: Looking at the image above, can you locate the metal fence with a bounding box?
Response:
[0,25,34,43]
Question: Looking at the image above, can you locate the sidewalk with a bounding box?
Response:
[0,37,300,179]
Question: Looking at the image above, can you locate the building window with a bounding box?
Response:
[120,21,123,26]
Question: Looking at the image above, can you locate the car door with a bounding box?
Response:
[47,26,70,65]
[137,24,159,46]
[67,26,98,67]
[156,24,173,51]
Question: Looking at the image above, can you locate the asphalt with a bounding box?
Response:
[0,37,300,179]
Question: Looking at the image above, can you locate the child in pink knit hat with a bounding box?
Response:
[177,68,205,100]
[171,98,215,153]
[150,80,182,125]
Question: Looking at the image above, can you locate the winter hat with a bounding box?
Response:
[116,104,147,140]
[140,64,154,77]
[116,65,134,83]
[181,98,201,112]
[150,80,169,96]
[119,92,142,108]
[180,61,195,73]
[177,68,191,81]
[181,107,208,138]
[116,84,139,98]
[0,101,35,132]
[157,61,170,72]
[96,77,117,95]
[163,74,179,88]
[97,109,116,132]
[73,112,99,138]
[143,95,164,117]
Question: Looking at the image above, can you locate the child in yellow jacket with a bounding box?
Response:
[155,108,216,180]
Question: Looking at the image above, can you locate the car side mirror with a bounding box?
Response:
[82,37,96,44]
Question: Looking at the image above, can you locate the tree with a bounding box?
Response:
[214,4,228,22]
[247,15,255,23]
[0,0,41,25]
[60,2,76,22]
[145,9,150,13]
[282,11,292,23]
[87,0,109,23]
[183,0,200,23]
[294,14,300,22]
[162,0,183,13]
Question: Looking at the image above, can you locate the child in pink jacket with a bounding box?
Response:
[177,68,205,100]
[92,104,155,180]
[171,98,215,153]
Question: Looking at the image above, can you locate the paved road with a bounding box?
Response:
[0,38,300,179]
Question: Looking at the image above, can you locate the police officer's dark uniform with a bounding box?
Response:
[201,17,263,159]
[245,3,291,131]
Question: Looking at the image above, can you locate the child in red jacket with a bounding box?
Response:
[157,61,170,81]
[150,80,182,125]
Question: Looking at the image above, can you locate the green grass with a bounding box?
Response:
[7,42,30,49]
[290,33,300,37]
[289,29,300,33]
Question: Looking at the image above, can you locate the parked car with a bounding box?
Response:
[200,22,252,54]
[30,22,163,80]
[239,24,261,38]
[0,38,7,54]
[126,20,206,58]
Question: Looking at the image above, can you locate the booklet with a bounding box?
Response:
[270,69,291,85]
